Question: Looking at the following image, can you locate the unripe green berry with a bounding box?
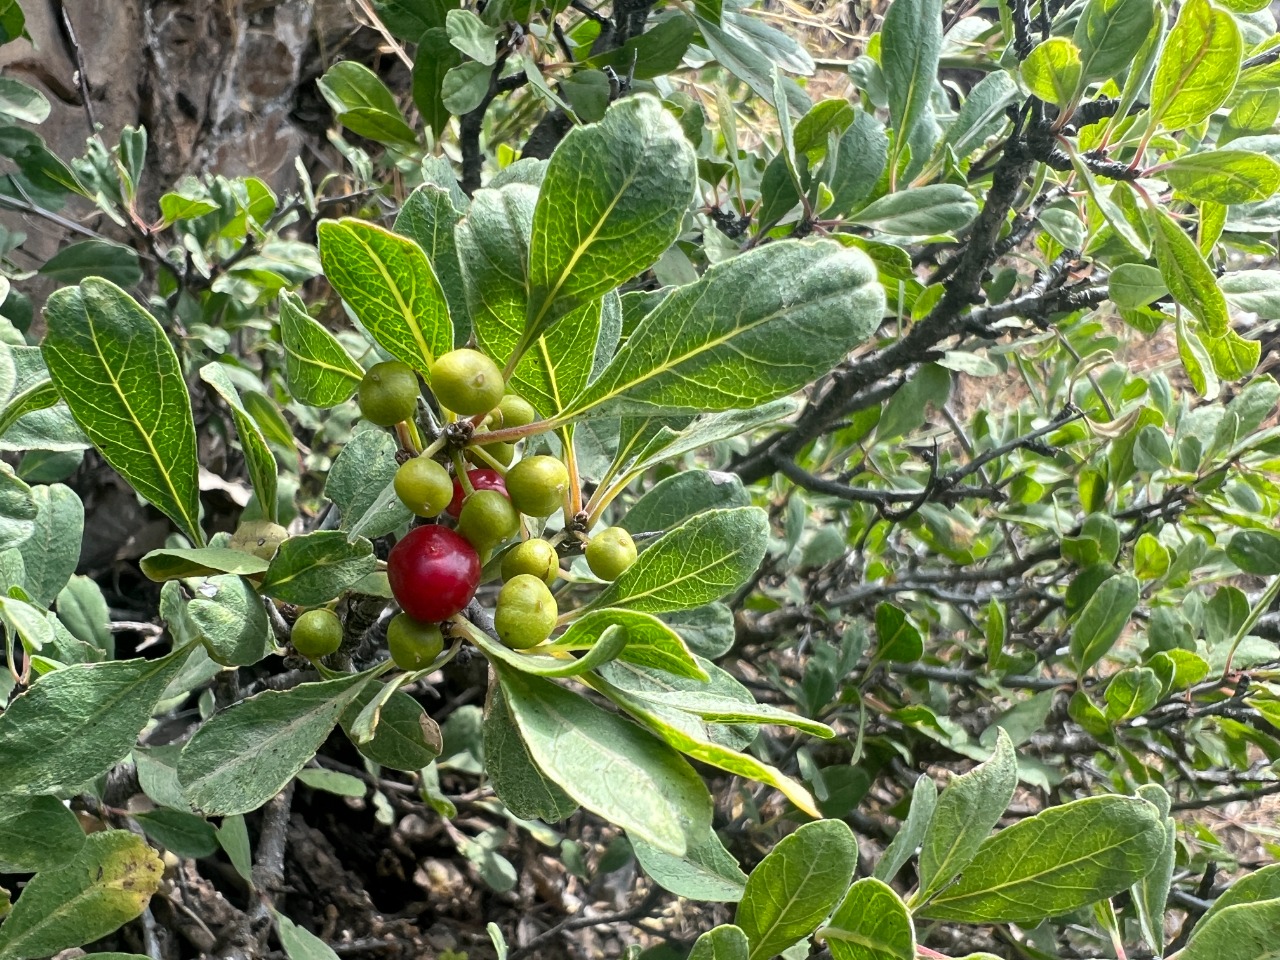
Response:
[430,348,505,416]
[457,488,521,551]
[501,538,560,585]
[386,613,445,670]
[505,455,570,517]
[494,574,558,649]
[394,457,454,517]
[358,360,419,426]
[495,394,537,429]
[292,609,343,658]
[586,526,637,581]
[229,520,288,560]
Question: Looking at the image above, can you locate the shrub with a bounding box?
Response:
[1,0,1279,956]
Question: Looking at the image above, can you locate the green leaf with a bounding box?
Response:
[1103,667,1161,722]
[495,667,712,856]
[260,531,377,606]
[621,688,833,738]
[0,795,86,873]
[917,728,1017,902]
[441,61,491,114]
[158,189,218,224]
[278,292,363,407]
[0,378,60,446]
[469,619,629,677]
[633,831,748,903]
[275,911,342,960]
[179,672,371,816]
[0,77,45,124]
[38,240,142,288]
[326,428,411,540]
[340,682,442,772]
[1227,530,1280,574]
[394,184,469,335]
[445,8,498,64]
[1109,263,1166,310]
[199,362,278,524]
[689,925,751,960]
[1199,863,1280,925]
[1074,0,1157,84]
[14,482,81,606]
[1131,794,1175,952]
[484,682,578,822]
[827,109,889,216]
[316,218,453,376]
[591,507,768,614]
[56,575,112,653]
[296,769,366,798]
[0,649,189,795]
[317,61,417,145]
[0,2,27,47]
[565,240,883,418]
[1149,0,1241,133]
[187,575,274,667]
[598,664,821,817]
[42,278,204,546]
[0,831,163,960]
[556,608,707,680]
[874,773,938,882]
[944,72,1017,161]
[820,878,915,960]
[525,95,695,349]
[877,363,951,442]
[412,28,461,139]
[849,184,978,237]
[1165,150,1280,204]
[1021,38,1083,107]
[1069,574,1139,674]
[874,602,924,663]
[1183,899,1280,960]
[919,795,1166,923]
[623,471,749,534]
[1134,532,1170,580]
[0,465,34,553]
[133,808,218,858]
[588,14,697,79]
[216,815,252,880]
[880,0,941,173]
[455,184,607,416]
[140,546,270,582]
[736,819,857,960]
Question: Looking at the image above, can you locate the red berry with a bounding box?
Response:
[387,525,481,623]
[446,468,508,518]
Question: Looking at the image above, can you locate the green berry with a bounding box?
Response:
[430,348,505,416]
[387,613,445,670]
[505,455,570,517]
[501,538,560,586]
[457,488,521,551]
[494,574,558,649]
[358,360,419,426]
[292,609,343,659]
[394,457,454,517]
[586,526,637,581]
[495,394,537,429]
[229,520,288,560]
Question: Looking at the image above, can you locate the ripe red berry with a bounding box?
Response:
[446,468,508,518]
[387,525,481,623]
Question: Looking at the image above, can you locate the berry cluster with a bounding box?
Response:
[284,348,640,667]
